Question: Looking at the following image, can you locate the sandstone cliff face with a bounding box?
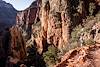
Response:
[34,0,100,53]
[16,1,43,54]
[45,0,99,50]
[0,26,27,67]
[16,1,37,41]
[9,26,26,61]
[34,0,71,53]
[16,0,100,54]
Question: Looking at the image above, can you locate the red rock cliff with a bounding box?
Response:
[16,0,100,54]
[16,1,38,41]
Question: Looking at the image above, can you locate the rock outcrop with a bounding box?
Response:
[0,26,26,67]
[9,26,27,61]
[55,44,100,67]
[16,1,38,41]
[0,26,27,67]
[32,0,71,53]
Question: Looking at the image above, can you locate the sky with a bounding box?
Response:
[3,0,35,10]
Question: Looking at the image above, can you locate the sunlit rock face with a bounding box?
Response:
[0,0,17,31]
[16,0,100,54]
[54,45,100,67]
[37,0,100,53]
[37,0,71,52]
[16,1,38,41]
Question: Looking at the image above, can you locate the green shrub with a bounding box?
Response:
[77,1,84,14]
[71,25,82,42]
[84,39,95,46]
[43,45,59,67]
[89,3,96,16]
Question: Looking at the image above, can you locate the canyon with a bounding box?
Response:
[0,0,100,67]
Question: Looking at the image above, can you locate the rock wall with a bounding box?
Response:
[16,1,38,41]
[9,26,26,61]
[37,0,100,53]
[35,0,71,53]
[16,0,100,54]
[0,26,27,67]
